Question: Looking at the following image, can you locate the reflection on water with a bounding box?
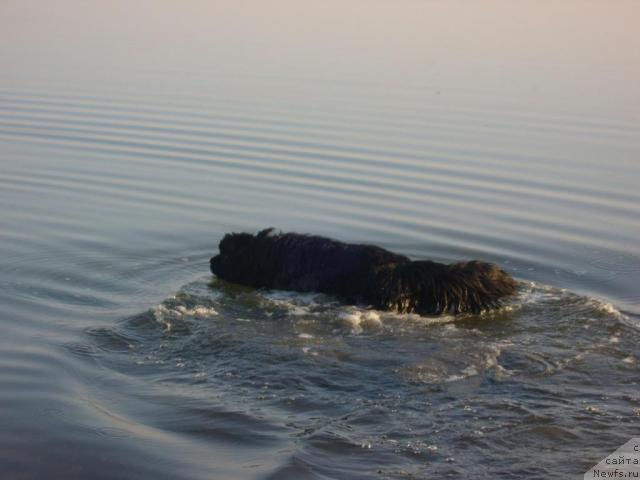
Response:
[1,0,639,478]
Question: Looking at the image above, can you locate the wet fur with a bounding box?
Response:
[210,229,517,315]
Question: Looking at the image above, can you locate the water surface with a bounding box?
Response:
[1,1,639,478]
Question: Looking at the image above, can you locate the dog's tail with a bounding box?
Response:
[381,260,518,315]
[445,261,518,313]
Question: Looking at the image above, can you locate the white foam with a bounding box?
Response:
[338,311,364,334]
[337,310,383,334]
[362,311,382,326]
[260,293,316,316]
[175,305,219,317]
[262,289,464,332]
[151,303,218,331]
[460,365,479,377]
[599,303,618,314]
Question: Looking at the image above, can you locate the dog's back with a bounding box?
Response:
[210,229,517,315]
[211,228,408,290]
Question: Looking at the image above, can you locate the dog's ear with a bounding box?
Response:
[257,227,277,238]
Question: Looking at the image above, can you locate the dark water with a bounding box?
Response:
[1,1,640,479]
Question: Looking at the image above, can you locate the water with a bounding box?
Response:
[1,1,639,478]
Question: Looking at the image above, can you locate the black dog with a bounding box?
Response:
[210,228,517,315]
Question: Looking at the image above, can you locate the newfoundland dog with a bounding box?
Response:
[210,228,517,315]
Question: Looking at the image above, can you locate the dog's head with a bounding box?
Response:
[210,228,276,285]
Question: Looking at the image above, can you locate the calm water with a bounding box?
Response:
[1,1,640,478]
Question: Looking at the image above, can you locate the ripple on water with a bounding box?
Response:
[1,72,639,479]
[69,276,640,477]
[0,247,208,314]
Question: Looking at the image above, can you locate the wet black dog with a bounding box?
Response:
[210,228,517,315]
